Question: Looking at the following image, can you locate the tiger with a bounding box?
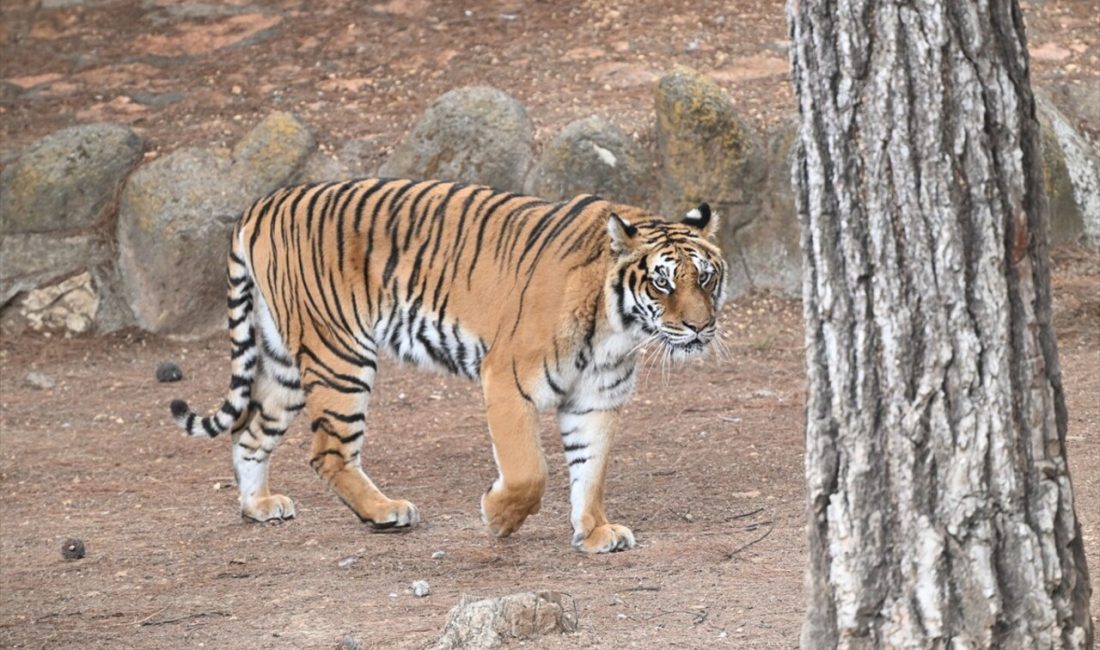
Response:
[170,178,727,553]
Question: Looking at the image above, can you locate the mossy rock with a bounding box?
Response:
[654,65,766,222]
[231,111,315,197]
[380,86,535,192]
[0,123,142,234]
[525,116,653,208]
[116,147,244,335]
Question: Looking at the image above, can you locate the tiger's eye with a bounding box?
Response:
[652,276,670,292]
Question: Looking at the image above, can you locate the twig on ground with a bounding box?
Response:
[140,610,230,627]
[728,507,765,520]
[724,526,774,560]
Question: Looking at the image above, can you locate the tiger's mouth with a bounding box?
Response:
[658,330,713,357]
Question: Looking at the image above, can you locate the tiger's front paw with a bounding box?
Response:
[573,523,636,553]
[241,494,296,522]
[481,482,543,537]
[360,499,420,531]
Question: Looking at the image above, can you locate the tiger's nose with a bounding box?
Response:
[682,318,713,333]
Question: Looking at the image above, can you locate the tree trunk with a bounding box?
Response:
[787,0,1093,647]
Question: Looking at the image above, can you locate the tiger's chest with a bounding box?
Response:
[530,332,640,413]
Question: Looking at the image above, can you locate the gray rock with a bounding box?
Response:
[431,591,578,650]
[1,233,108,305]
[116,147,245,335]
[380,86,535,192]
[654,65,766,225]
[17,272,98,334]
[525,116,653,208]
[25,371,56,390]
[1036,91,1100,248]
[334,638,362,650]
[412,580,431,597]
[0,123,142,234]
[294,137,382,184]
[1045,82,1100,147]
[0,233,133,334]
[230,111,316,198]
[723,120,802,299]
[61,537,86,560]
[155,361,183,383]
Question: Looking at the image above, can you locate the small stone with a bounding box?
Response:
[155,362,183,383]
[61,538,85,560]
[412,580,431,597]
[338,556,358,569]
[335,638,362,650]
[25,371,55,390]
[431,550,445,560]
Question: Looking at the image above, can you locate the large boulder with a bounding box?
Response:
[116,147,244,335]
[230,111,315,197]
[293,137,383,184]
[1036,92,1100,248]
[0,123,142,234]
[654,65,766,224]
[525,116,653,208]
[116,113,316,336]
[380,86,535,192]
[0,232,132,334]
[723,120,802,299]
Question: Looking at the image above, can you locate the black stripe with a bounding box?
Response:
[227,294,252,309]
[525,194,601,270]
[322,409,366,424]
[466,193,519,287]
[543,361,565,396]
[512,361,534,404]
[275,375,301,390]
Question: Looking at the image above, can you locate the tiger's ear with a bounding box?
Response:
[682,202,718,239]
[607,212,639,255]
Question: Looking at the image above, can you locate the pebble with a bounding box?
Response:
[25,371,55,390]
[431,550,445,560]
[335,638,362,650]
[155,362,183,383]
[61,538,85,560]
[411,580,431,597]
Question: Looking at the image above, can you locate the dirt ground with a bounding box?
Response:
[0,254,1097,649]
[1,0,1098,648]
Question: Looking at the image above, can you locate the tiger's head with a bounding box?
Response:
[606,203,727,359]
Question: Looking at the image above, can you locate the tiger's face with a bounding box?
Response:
[607,204,727,358]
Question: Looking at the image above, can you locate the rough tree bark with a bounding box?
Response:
[787,0,1093,647]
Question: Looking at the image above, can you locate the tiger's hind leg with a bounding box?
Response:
[301,337,419,530]
[233,349,304,522]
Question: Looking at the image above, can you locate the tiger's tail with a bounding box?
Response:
[170,239,257,438]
